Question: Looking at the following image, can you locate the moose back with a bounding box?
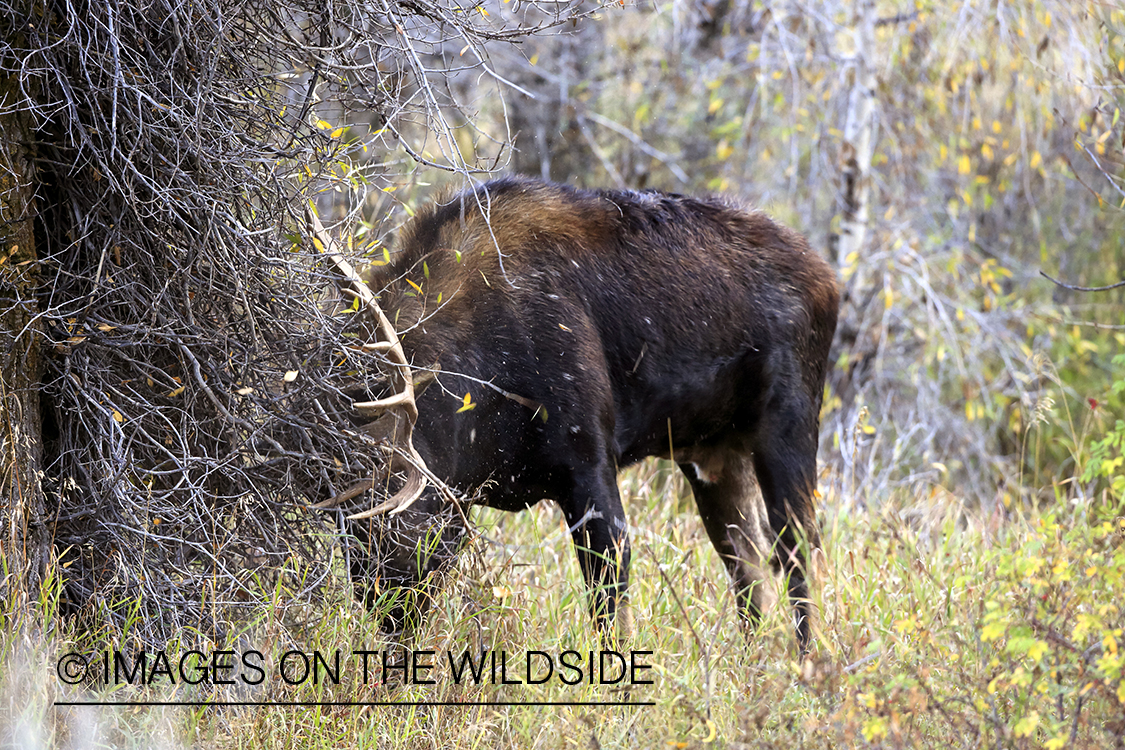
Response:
[348,177,838,651]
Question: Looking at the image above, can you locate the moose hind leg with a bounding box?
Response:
[680,452,776,632]
[750,412,822,653]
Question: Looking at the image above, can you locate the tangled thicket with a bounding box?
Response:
[0,0,577,641]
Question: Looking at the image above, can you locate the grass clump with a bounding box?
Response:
[6,444,1122,748]
[6,365,1125,748]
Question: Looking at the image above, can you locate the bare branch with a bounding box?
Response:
[1040,271,1125,292]
[0,0,573,641]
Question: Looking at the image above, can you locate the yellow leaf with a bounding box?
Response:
[112,410,124,423]
[981,620,1005,641]
[708,98,723,114]
[862,716,888,742]
[406,278,423,294]
[1030,151,1042,169]
[283,370,299,383]
[861,424,876,435]
[457,392,476,413]
[1013,712,1039,738]
[716,140,734,160]
[168,385,185,397]
[884,286,893,309]
[958,154,971,175]
[331,127,344,139]
[236,387,254,396]
[529,53,538,66]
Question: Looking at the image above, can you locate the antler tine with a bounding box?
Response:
[306,208,437,515]
[353,390,415,416]
[347,468,426,519]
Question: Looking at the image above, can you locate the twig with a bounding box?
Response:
[843,650,881,673]
[1040,270,1125,292]
[582,111,690,184]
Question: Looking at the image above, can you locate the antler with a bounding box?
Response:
[305,208,433,518]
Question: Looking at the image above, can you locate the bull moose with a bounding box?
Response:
[331,176,838,652]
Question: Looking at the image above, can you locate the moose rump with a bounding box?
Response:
[348,177,838,650]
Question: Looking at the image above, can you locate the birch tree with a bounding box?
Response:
[835,0,878,270]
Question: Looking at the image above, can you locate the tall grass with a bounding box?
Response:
[5,404,1122,749]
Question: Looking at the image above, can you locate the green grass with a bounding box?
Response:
[2,449,1125,746]
[4,455,1123,749]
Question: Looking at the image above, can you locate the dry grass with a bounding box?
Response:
[6,451,1123,749]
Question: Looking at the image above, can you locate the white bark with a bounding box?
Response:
[837,0,878,269]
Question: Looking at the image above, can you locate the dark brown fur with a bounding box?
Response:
[351,177,838,650]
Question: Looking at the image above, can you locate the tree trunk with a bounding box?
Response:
[0,70,47,614]
[506,6,606,182]
[835,0,877,269]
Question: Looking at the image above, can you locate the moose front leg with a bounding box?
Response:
[562,463,632,642]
